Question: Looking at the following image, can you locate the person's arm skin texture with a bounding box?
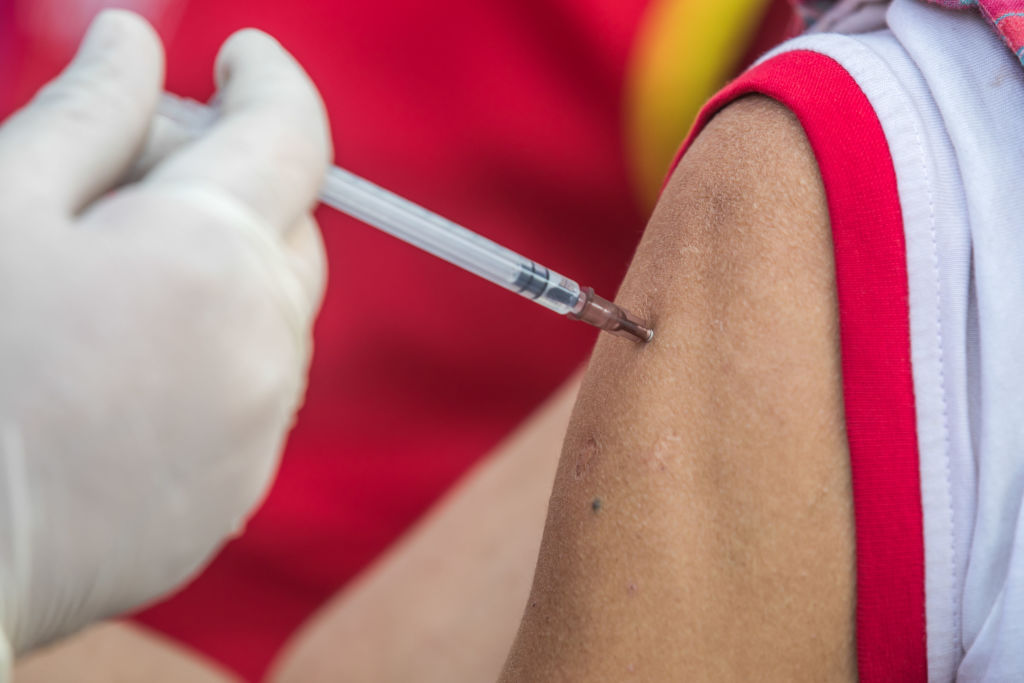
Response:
[502,95,858,681]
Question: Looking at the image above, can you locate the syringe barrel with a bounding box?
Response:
[158,93,587,316]
[321,167,582,314]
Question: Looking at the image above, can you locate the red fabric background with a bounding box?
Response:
[0,1,812,677]
[672,51,928,680]
[152,2,654,678]
[2,1,651,678]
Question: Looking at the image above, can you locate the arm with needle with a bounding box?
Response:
[502,96,856,682]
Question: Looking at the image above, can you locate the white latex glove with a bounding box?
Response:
[0,9,330,673]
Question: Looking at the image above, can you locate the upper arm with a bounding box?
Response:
[501,95,857,681]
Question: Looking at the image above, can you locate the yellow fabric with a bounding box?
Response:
[625,0,772,207]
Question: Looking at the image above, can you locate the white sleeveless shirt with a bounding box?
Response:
[676,1,1024,679]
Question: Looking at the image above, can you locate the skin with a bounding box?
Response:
[13,95,857,681]
[502,95,856,681]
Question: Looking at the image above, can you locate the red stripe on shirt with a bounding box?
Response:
[668,50,927,680]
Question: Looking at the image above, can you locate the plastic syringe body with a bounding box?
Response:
[323,167,577,314]
[158,94,653,343]
[320,168,652,342]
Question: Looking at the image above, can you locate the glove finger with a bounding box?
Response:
[0,10,164,215]
[143,30,332,236]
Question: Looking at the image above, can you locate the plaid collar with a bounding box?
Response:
[793,0,1024,64]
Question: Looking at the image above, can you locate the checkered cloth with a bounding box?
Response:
[797,0,1024,63]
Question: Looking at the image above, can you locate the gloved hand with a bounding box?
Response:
[0,9,330,672]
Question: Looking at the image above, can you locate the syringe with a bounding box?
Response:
[158,94,653,343]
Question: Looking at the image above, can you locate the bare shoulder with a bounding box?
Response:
[502,96,857,682]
